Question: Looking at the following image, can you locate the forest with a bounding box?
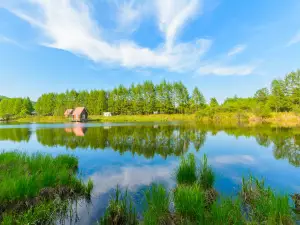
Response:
[0,69,299,118]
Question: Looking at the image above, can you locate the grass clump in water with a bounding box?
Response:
[99,186,138,225]
[0,152,93,223]
[174,184,206,224]
[209,198,244,225]
[143,184,171,225]
[175,153,197,185]
[199,154,215,190]
[240,175,294,224]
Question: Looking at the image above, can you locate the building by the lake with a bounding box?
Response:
[64,107,88,122]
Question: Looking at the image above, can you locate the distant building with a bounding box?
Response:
[153,111,158,114]
[72,107,88,122]
[64,109,74,117]
[103,112,112,117]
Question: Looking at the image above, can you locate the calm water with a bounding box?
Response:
[0,122,299,224]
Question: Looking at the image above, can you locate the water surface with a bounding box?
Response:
[0,122,299,224]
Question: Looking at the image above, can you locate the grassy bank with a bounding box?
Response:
[99,154,298,225]
[9,112,300,127]
[0,152,93,224]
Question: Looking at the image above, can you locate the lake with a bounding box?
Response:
[0,122,299,224]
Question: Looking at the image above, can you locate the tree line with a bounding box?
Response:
[34,80,205,116]
[1,69,299,117]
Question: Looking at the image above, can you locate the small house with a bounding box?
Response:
[103,112,112,117]
[64,109,74,118]
[72,107,88,122]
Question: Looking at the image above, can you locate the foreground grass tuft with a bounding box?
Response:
[0,152,93,224]
[240,175,294,224]
[143,184,171,225]
[176,153,197,185]
[199,154,215,190]
[174,184,206,224]
[99,186,138,225]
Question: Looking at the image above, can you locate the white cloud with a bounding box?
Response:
[155,0,201,50]
[0,35,24,48]
[197,63,256,76]
[2,0,256,76]
[287,31,300,47]
[211,155,255,165]
[227,44,247,56]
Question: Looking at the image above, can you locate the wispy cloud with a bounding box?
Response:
[0,35,24,48]
[2,0,255,76]
[227,44,247,56]
[287,31,300,47]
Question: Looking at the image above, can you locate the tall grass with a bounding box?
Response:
[175,153,197,185]
[240,175,294,224]
[199,154,215,190]
[143,184,171,225]
[0,152,93,216]
[99,186,138,225]
[174,184,206,224]
[209,198,244,225]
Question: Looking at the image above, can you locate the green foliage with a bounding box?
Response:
[209,198,244,225]
[143,184,171,225]
[199,154,215,190]
[0,97,34,118]
[174,184,206,223]
[240,176,294,224]
[176,153,197,185]
[99,187,138,225]
[0,152,91,207]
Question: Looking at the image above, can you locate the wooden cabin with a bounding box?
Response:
[64,109,74,118]
[72,107,88,122]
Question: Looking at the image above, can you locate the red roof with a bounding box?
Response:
[72,107,86,116]
[64,109,73,116]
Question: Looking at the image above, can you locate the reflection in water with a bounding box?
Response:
[0,124,299,166]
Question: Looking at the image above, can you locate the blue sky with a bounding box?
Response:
[0,0,300,102]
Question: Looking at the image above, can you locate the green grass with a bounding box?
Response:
[240,175,294,224]
[143,184,171,225]
[209,198,244,225]
[199,154,215,190]
[0,151,93,223]
[99,186,138,225]
[175,153,197,185]
[174,184,206,224]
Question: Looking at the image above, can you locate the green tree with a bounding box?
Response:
[254,88,269,104]
[190,87,206,112]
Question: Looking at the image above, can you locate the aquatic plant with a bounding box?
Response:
[240,175,294,224]
[0,152,93,223]
[143,184,171,225]
[99,186,138,225]
[175,153,197,185]
[199,154,215,190]
[174,184,206,224]
[209,198,244,225]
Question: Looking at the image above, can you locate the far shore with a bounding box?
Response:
[2,112,300,127]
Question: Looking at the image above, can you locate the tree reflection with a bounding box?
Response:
[0,128,31,142]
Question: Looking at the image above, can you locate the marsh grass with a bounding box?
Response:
[209,198,244,225]
[0,152,93,223]
[143,184,171,225]
[174,184,206,224]
[175,153,197,185]
[240,175,294,224]
[99,186,138,225]
[199,154,215,190]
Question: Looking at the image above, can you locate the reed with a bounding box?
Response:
[175,153,197,185]
[199,154,215,190]
[143,184,171,225]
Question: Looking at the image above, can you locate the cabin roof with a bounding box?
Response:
[64,109,73,115]
[72,107,86,116]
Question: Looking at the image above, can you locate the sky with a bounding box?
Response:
[0,0,300,102]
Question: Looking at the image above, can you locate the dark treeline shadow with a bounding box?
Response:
[36,125,207,159]
[0,128,31,142]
